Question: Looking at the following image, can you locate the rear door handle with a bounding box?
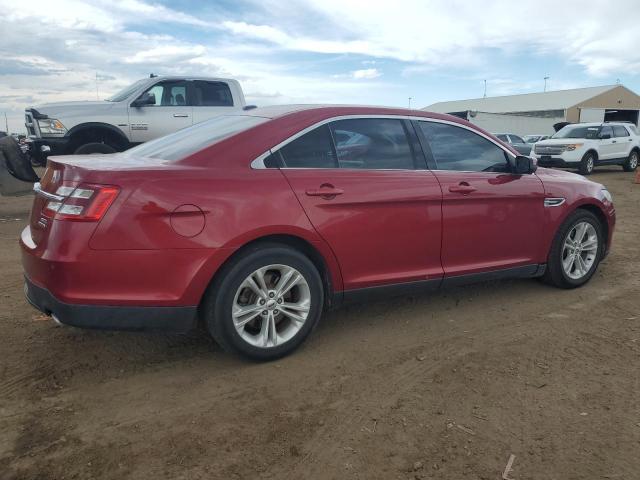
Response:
[173,114,189,118]
[449,183,476,194]
[305,185,344,198]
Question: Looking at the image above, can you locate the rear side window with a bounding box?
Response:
[142,81,188,106]
[279,125,337,168]
[419,121,510,173]
[329,118,415,169]
[193,81,234,107]
[613,125,630,137]
[509,134,525,144]
[496,134,508,142]
[127,115,268,161]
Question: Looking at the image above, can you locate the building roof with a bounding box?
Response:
[425,85,620,114]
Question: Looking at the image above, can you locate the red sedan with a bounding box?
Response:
[21,106,616,360]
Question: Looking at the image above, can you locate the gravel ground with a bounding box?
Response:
[1,169,639,480]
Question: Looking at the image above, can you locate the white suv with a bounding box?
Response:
[531,122,639,175]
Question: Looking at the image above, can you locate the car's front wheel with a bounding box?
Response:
[578,152,596,175]
[542,210,604,289]
[202,244,324,360]
[623,150,639,172]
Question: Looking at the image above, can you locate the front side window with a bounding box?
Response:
[329,118,415,169]
[419,121,510,173]
[193,81,234,107]
[141,81,188,106]
[600,126,613,138]
[613,125,630,137]
[279,125,337,168]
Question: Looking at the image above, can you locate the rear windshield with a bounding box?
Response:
[552,125,601,139]
[126,115,269,161]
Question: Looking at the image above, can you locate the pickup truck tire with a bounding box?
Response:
[623,150,638,172]
[578,152,596,176]
[74,142,117,155]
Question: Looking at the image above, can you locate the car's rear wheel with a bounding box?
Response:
[542,210,604,289]
[623,150,639,172]
[578,152,595,175]
[202,244,324,360]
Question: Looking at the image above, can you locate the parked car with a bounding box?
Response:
[524,134,550,143]
[531,122,640,175]
[24,75,246,165]
[21,106,615,360]
[495,133,532,155]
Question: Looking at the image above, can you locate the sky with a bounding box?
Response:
[2,0,640,133]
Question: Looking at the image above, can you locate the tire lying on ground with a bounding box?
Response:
[0,136,39,182]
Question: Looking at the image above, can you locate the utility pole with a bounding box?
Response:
[408,97,412,109]
[4,112,8,133]
[544,76,550,92]
[95,72,99,100]
[483,79,487,98]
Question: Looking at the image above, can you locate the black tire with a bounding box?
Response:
[74,142,117,155]
[578,151,596,175]
[202,243,324,361]
[623,149,639,172]
[541,209,604,289]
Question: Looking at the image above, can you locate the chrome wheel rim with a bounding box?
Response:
[586,156,594,172]
[232,264,311,348]
[562,221,598,280]
[630,152,638,169]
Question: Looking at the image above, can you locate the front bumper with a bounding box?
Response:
[24,276,198,333]
[28,137,71,164]
[533,156,580,168]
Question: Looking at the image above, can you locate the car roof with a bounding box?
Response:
[241,104,462,121]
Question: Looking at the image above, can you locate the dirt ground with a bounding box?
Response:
[1,169,639,480]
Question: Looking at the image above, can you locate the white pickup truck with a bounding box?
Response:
[25,76,247,164]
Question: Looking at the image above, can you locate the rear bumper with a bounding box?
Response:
[24,276,198,333]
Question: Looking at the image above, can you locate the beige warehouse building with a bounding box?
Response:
[425,84,640,136]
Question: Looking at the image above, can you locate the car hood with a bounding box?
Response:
[535,138,585,146]
[535,166,603,187]
[28,101,120,118]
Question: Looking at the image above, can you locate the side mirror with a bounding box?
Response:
[600,133,611,139]
[131,92,155,108]
[514,155,537,174]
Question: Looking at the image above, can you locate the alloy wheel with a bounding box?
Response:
[630,152,638,169]
[232,264,311,348]
[561,221,598,280]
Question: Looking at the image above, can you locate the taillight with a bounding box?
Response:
[44,183,119,221]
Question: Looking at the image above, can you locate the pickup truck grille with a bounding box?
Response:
[534,144,565,155]
[24,111,39,138]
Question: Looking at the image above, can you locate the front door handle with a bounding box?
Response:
[612,140,617,143]
[306,184,344,198]
[449,182,476,194]
[173,113,189,118]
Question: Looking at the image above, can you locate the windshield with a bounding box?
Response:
[106,79,149,102]
[552,125,601,139]
[126,115,269,161]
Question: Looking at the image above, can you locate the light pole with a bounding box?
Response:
[544,76,550,92]
[483,79,487,98]
[408,97,412,109]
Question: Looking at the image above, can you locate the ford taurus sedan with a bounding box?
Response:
[21,105,616,360]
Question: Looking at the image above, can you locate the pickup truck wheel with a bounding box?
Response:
[578,152,595,175]
[74,142,117,155]
[541,209,603,289]
[623,150,638,172]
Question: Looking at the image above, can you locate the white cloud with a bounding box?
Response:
[351,68,381,79]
